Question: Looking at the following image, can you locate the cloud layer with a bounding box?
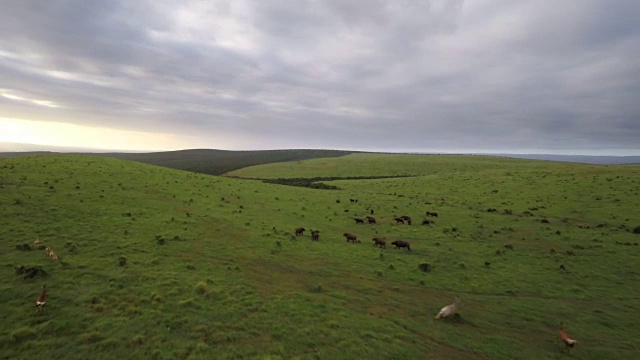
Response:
[1,0,639,153]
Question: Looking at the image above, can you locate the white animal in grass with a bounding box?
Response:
[435,297,460,319]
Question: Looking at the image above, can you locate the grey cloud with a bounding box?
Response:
[0,0,639,154]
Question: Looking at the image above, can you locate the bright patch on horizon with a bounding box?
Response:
[0,117,206,151]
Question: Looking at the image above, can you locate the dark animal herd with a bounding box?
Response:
[294,207,441,252]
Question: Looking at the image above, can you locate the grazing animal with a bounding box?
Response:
[559,322,577,352]
[343,233,357,243]
[33,238,41,246]
[353,218,365,224]
[400,215,411,221]
[372,238,386,248]
[391,240,411,251]
[36,285,47,311]
[295,227,305,236]
[422,219,433,225]
[311,230,320,241]
[427,212,439,217]
[435,297,460,319]
[394,217,405,224]
[366,216,376,224]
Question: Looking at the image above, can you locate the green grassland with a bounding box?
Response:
[1,149,354,176]
[1,154,639,359]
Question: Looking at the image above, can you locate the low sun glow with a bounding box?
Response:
[0,117,203,151]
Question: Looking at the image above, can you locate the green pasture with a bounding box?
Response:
[1,154,639,359]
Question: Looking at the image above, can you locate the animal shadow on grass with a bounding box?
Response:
[436,313,476,327]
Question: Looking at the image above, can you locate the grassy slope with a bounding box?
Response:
[1,154,639,359]
[1,149,354,176]
[225,153,573,178]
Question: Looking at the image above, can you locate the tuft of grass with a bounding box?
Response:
[195,281,207,295]
[11,327,37,343]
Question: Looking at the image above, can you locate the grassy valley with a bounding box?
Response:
[1,153,639,359]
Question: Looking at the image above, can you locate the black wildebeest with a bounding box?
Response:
[343,233,358,243]
[422,219,433,226]
[426,211,439,217]
[400,215,412,225]
[311,230,320,241]
[372,237,386,248]
[366,216,376,224]
[394,217,405,224]
[353,218,365,224]
[391,240,411,251]
[295,227,305,236]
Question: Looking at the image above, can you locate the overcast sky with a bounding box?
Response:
[0,0,639,154]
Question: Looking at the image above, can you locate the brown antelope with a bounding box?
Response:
[36,285,47,311]
[559,322,577,353]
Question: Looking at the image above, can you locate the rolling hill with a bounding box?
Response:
[1,153,639,359]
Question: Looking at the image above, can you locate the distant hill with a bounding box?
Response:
[2,142,638,175]
[0,148,355,175]
[94,149,355,175]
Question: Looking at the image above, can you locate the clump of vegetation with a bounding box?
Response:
[118,256,127,267]
[195,281,207,295]
[633,225,640,234]
[15,243,31,251]
[11,327,37,343]
[156,234,166,245]
[418,263,432,272]
[14,265,47,279]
